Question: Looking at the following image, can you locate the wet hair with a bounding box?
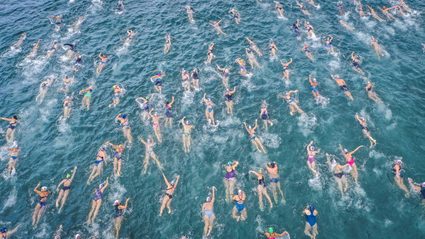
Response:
[12,115,18,120]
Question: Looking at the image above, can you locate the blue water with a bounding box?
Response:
[1,0,425,238]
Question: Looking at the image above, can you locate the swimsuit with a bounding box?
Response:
[8,122,17,130]
[421,186,425,199]
[114,152,122,161]
[62,185,71,191]
[207,106,213,113]
[334,172,344,178]
[203,209,214,218]
[305,208,317,226]
[114,205,124,218]
[270,177,279,183]
[340,85,349,92]
[261,110,269,120]
[258,176,266,187]
[307,155,315,164]
[165,105,173,118]
[347,157,355,166]
[234,200,245,212]
[225,93,233,102]
[39,195,47,207]
[93,189,103,201]
[224,169,236,180]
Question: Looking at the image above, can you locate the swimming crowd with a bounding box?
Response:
[0,0,423,239]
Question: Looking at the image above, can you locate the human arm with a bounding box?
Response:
[211,186,216,203]
[101,178,109,192]
[7,224,20,236]
[350,145,365,155]
[162,172,170,187]
[70,166,78,182]
[254,119,258,129]
[170,96,175,106]
[139,137,146,145]
[174,175,181,187]
[249,170,259,177]
[56,180,65,192]
[34,182,41,194]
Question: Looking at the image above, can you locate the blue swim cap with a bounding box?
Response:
[0,227,7,233]
[121,114,127,119]
[308,204,315,211]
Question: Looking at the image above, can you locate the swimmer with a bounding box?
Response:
[50,15,62,31]
[303,205,319,239]
[216,65,231,88]
[11,32,27,50]
[306,141,320,176]
[326,153,349,196]
[46,41,59,59]
[407,178,425,204]
[324,35,335,54]
[164,33,171,54]
[229,8,241,24]
[392,160,409,197]
[87,145,108,184]
[150,71,165,94]
[55,166,77,212]
[232,189,247,221]
[249,169,273,210]
[370,36,384,58]
[186,6,195,23]
[149,110,162,143]
[269,41,278,59]
[280,90,305,116]
[398,0,412,13]
[308,74,321,99]
[235,58,250,77]
[246,48,260,68]
[302,43,314,62]
[264,226,289,239]
[367,5,385,22]
[32,182,50,226]
[140,135,163,173]
[331,75,353,101]
[259,101,273,129]
[210,20,226,35]
[351,52,364,75]
[180,117,194,153]
[339,144,365,183]
[63,43,76,60]
[306,0,319,8]
[0,225,20,238]
[6,142,19,175]
[70,16,85,33]
[79,86,93,110]
[356,2,366,17]
[116,113,133,144]
[296,0,311,16]
[224,161,239,203]
[339,19,355,32]
[181,69,191,91]
[117,0,124,12]
[246,37,263,57]
[87,178,109,224]
[125,29,135,43]
[380,6,397,20]
[224,87,236,115]
[135,96,151,121]
[108,142,126,177]
[28,39,41,59]
[159,173,180,216]
[164,96,175,127]
[96,53,108,76]
[337,1,345,16]
[243,120,267,154]
[110,84,125,108]
[206,42,215,64]
[191,68,200,91]
[63,96,73,120]
[36,77,54,104]
[60,75,74,93]
[0,115,18,143]
[280,58,293,82]
[113,198,130,239]
[202,94,217,126]
[274,1,285,18]
[291,19,301,37]
[355,113,377,147]
[365,81,383,104]
[266,162,286,204]
[304,21,316,39]
[202,186,217,237]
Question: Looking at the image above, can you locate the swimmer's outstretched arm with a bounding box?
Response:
[101,178,109,192]
[350,145,365,155]
[243,122,249,132]
[211,186,216,203]
[70,166,78,182]
[249,170,260,177]
[139,137,147,145]
[253,119,258,130]
[0,117,14,122]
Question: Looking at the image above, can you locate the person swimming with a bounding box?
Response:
[407,178,425,204]
[87,145,108,184]
[264,226,289,239]
[339,144,365,183]
[202,186,216,237]
[87,178,109,224]
[355,113,377,147]
[303,205,319,239]
[274,1,285,18]
[331,75,353,101]
[229,8,241,24]
[150,71,165,93]
[249,169,273,210]
[116,113,133,144]
[365,81,382,104]
[159,173,180,216]
[259,101,273,129]
[306,141,320,177]
[185,6,195,23]
[326,153,349,197]
[55,166,77,212]
[224,87,236,115]
[210,20,225,35]
[280,90,304,116]
[224,161,239,203]
[0,115,18,143]
[32,182,50,226]
[392,159,409,197]
[113,198,130,238]
[180,117,194,153]
[6,142,19,175]
[244,120,267,153]
[202,94,217,126]
[164,33,171,54]
[164,96,175,127]
[140,135,163,173]
[266,162,286,204]
[232,189,247,221]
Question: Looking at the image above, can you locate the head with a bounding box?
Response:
[206,196,211,202]
[114,200,120,206]
[269,162,276,168]
[12,115,18,120]
[98,183,103,189]
[238,189,243,195]
[309,145,315,151]
[0,227,7,233]
[268,227,274,234]
[227,161,233,166]
[41,186,48,192]
[185,120,191,125]
[170,180,175,186]
[121,113,127,119]
[312,77,317,82]
[422,182,425,188]
[75,234,81,239]
[258,168,263,174]
[343,148,348,154]
[66,173,72,179]
[308,204,315,211]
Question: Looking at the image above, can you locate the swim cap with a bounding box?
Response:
[206,197,211,202]
[308,204,315,211]
[75,234,81,239]
[99,183,103,189]
[114,200,120,205]
[238,189,242,194]
[121,114,127,119]
[0,227,7,233]
[41,186,48,191]
[66,173,71,179]
[170,180,175,186]
[422,182,425,188]
[227,161,232,166]
[394,160,402,165]
[186,120,191,125]
[343,148,348,153]
[268,227,274,233]
[270,162,276,168]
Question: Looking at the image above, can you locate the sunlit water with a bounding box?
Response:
[1,0,425,238]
